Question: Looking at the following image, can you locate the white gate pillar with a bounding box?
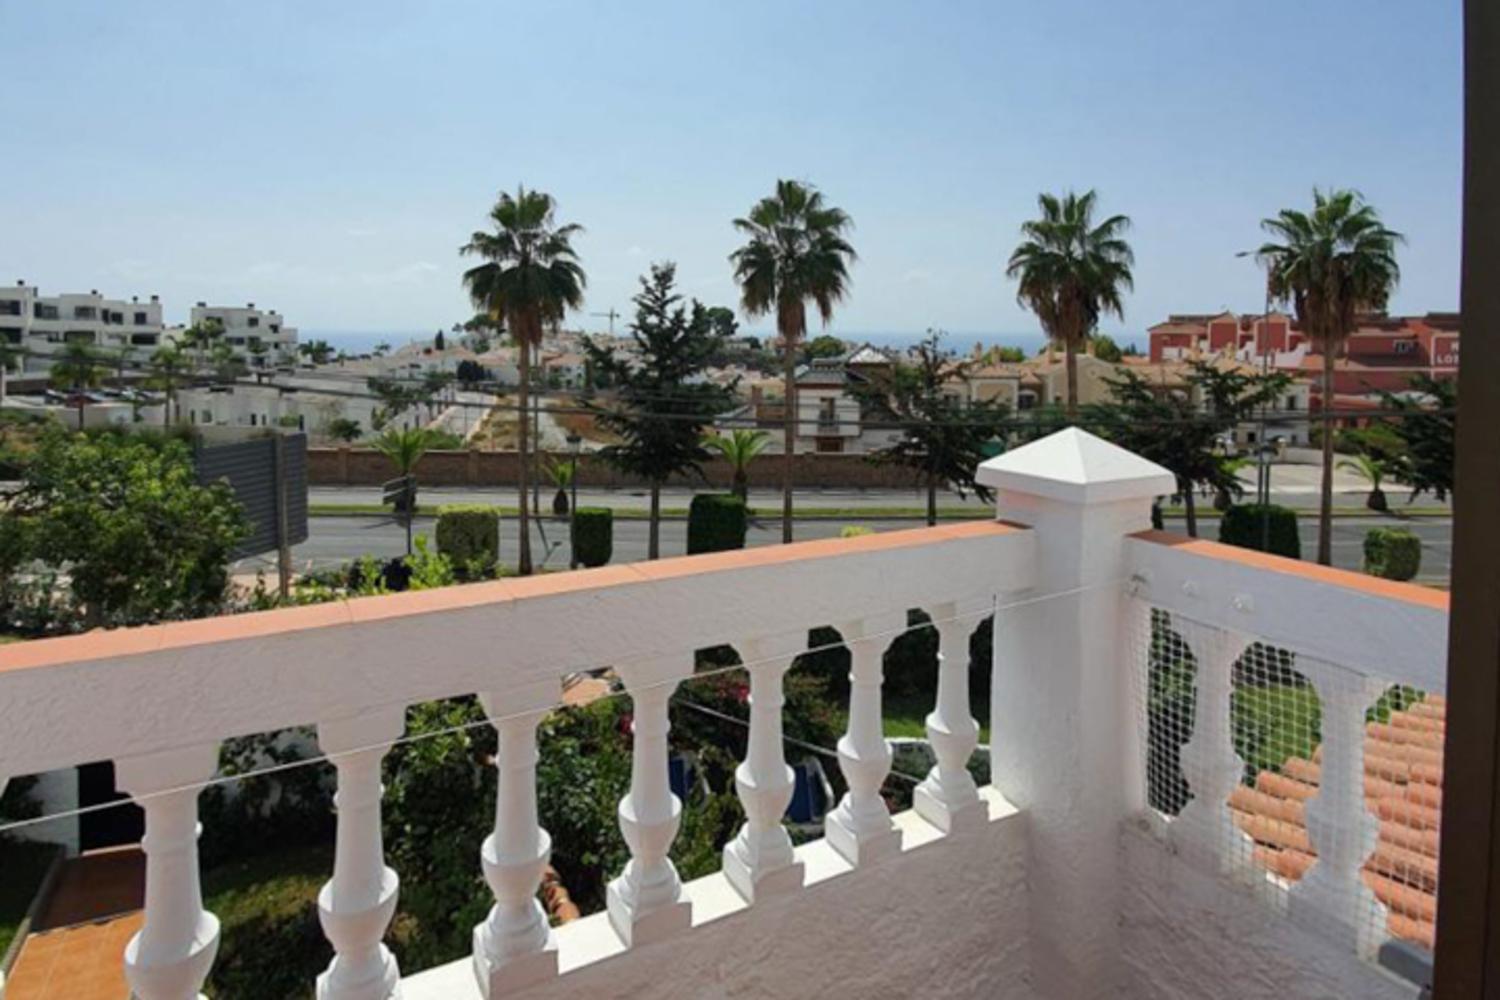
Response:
[978,428,1174,1000]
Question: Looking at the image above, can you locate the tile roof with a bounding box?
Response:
[1230,693,1445,950]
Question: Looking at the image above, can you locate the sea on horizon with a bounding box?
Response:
[301,328,1145,357]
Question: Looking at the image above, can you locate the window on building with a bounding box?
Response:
[818,398,837,426]
[34,304,58,320]
[131,333,158,347]
[247,316,259,327]
[1285,395,1298,411]
[1,327,22,344]
[134,311,148,325]
[269,323,280,333]
[815,437,843,453]
[73,306,96,319]
[0,300,20,316]
[1018,391,1038,411]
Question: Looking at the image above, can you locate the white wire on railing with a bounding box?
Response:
[1127,601,1444,956]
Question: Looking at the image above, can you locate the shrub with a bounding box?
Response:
[435,505,500,576]
[573,508,613,567]
[1219,503,1300,559]
[1364,527,1421,581]
[840,525,874,538]
[687,494,747,555]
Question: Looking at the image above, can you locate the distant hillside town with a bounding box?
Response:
[0,280,1460,457]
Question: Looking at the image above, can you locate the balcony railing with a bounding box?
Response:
[0,428,1446,1000]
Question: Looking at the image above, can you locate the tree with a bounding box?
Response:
[851,331,1009,525]
[704,429,770,501]
[373,341,391,357]
[366,376,425,425]
[181,318,224,369]
[1006,190,1134,419]
[147,345,192,428]
[804,334,846,361]
[704,306,739,342]
[585,263,734,558]
[327,417,363,443]
[1,428,248,627]
[298,339,335,366]
[210,342,246,383]
[1086,361,1289,537]
[49,342,108,430]
[731,179,856,545]
[461,186,586,576]
[455,359,488,387]
[1379,374,1455,502]
[991,346,1026,363]
[434,330,446,352]
[1256,189,1403,564]
[1338,452,1393,512]
[422,370,454,418]
[1090,334,1123,362]
[374,426,435,555]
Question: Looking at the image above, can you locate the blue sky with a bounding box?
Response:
[0,1,1463,343]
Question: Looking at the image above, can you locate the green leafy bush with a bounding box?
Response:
[573,508,613,567]
[1364,527,1421,581]
[435,505,500,577]
[1219,503,1300,559]
[687,494,747,555]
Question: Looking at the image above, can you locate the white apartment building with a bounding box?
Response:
[172,302,299,368]
[0,281,165,373]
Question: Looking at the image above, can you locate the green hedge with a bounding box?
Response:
[687,494,747,555]
[1364,527,1421,581]
[573,508,613,567]
[434,505,500,575]
[1219,504,1301,560]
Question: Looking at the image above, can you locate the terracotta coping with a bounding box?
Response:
[0,520,1020,676]
[1130,530,1449,612]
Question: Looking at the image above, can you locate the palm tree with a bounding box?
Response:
[704,429,770,501]
[299,339,335,366]
[1338,452,1393,512]
[50,342,107,430]
[1006,190,1134,419]
[730,180,856,543]
[460,186,586,576]
[1256,190,1403,564]
[374,426,435,555]
[148,345,192,428]
[181,318,223,370]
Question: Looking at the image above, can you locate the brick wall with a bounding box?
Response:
[308,448,927,490]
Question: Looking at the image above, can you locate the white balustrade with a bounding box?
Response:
[1292,672,1389,959]
[607,657,692,946]
[118,744,221,1000]
[722,638,804,902]
[1172,621,1254,876]
[826,613,905,865]
[316,708,405,1000]
[473,692,557,997]
[914,602,984,834]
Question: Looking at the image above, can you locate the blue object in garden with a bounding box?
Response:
[668,753,697,801]
[786,758,831,823]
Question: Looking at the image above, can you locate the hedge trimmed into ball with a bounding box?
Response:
[434,504,500,575]
[1219,503,1301,560]
[687,494,747,555]
[573,507,613,568]
[1363,527,1421,581]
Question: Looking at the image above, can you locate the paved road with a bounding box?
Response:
[309,464,1450,515]
[238,512,1452,585]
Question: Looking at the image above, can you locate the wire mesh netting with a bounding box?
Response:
[1130,604,1444,955]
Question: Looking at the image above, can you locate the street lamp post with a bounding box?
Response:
[566,432,582,569]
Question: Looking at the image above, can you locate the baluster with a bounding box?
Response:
[607,657,692,946]
[1172,622,1254,876]
[826,614,905,865]
[1293,672,1387,958]
[316,708,404,1000]
[722,638,804,902]
[118,744,220,1000]
[914,602,984,834]
[473,696,557,997]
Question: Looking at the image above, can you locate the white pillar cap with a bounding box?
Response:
[977,427,1176,506]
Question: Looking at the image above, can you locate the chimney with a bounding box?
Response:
[197,301,206,307]
[16,279,24,287]
[132,295,138,302]
[150,295,159,303]
[91,289,98,296]
[247,302,255,309]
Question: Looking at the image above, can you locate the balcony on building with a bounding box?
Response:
[0,429,1447,1000]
